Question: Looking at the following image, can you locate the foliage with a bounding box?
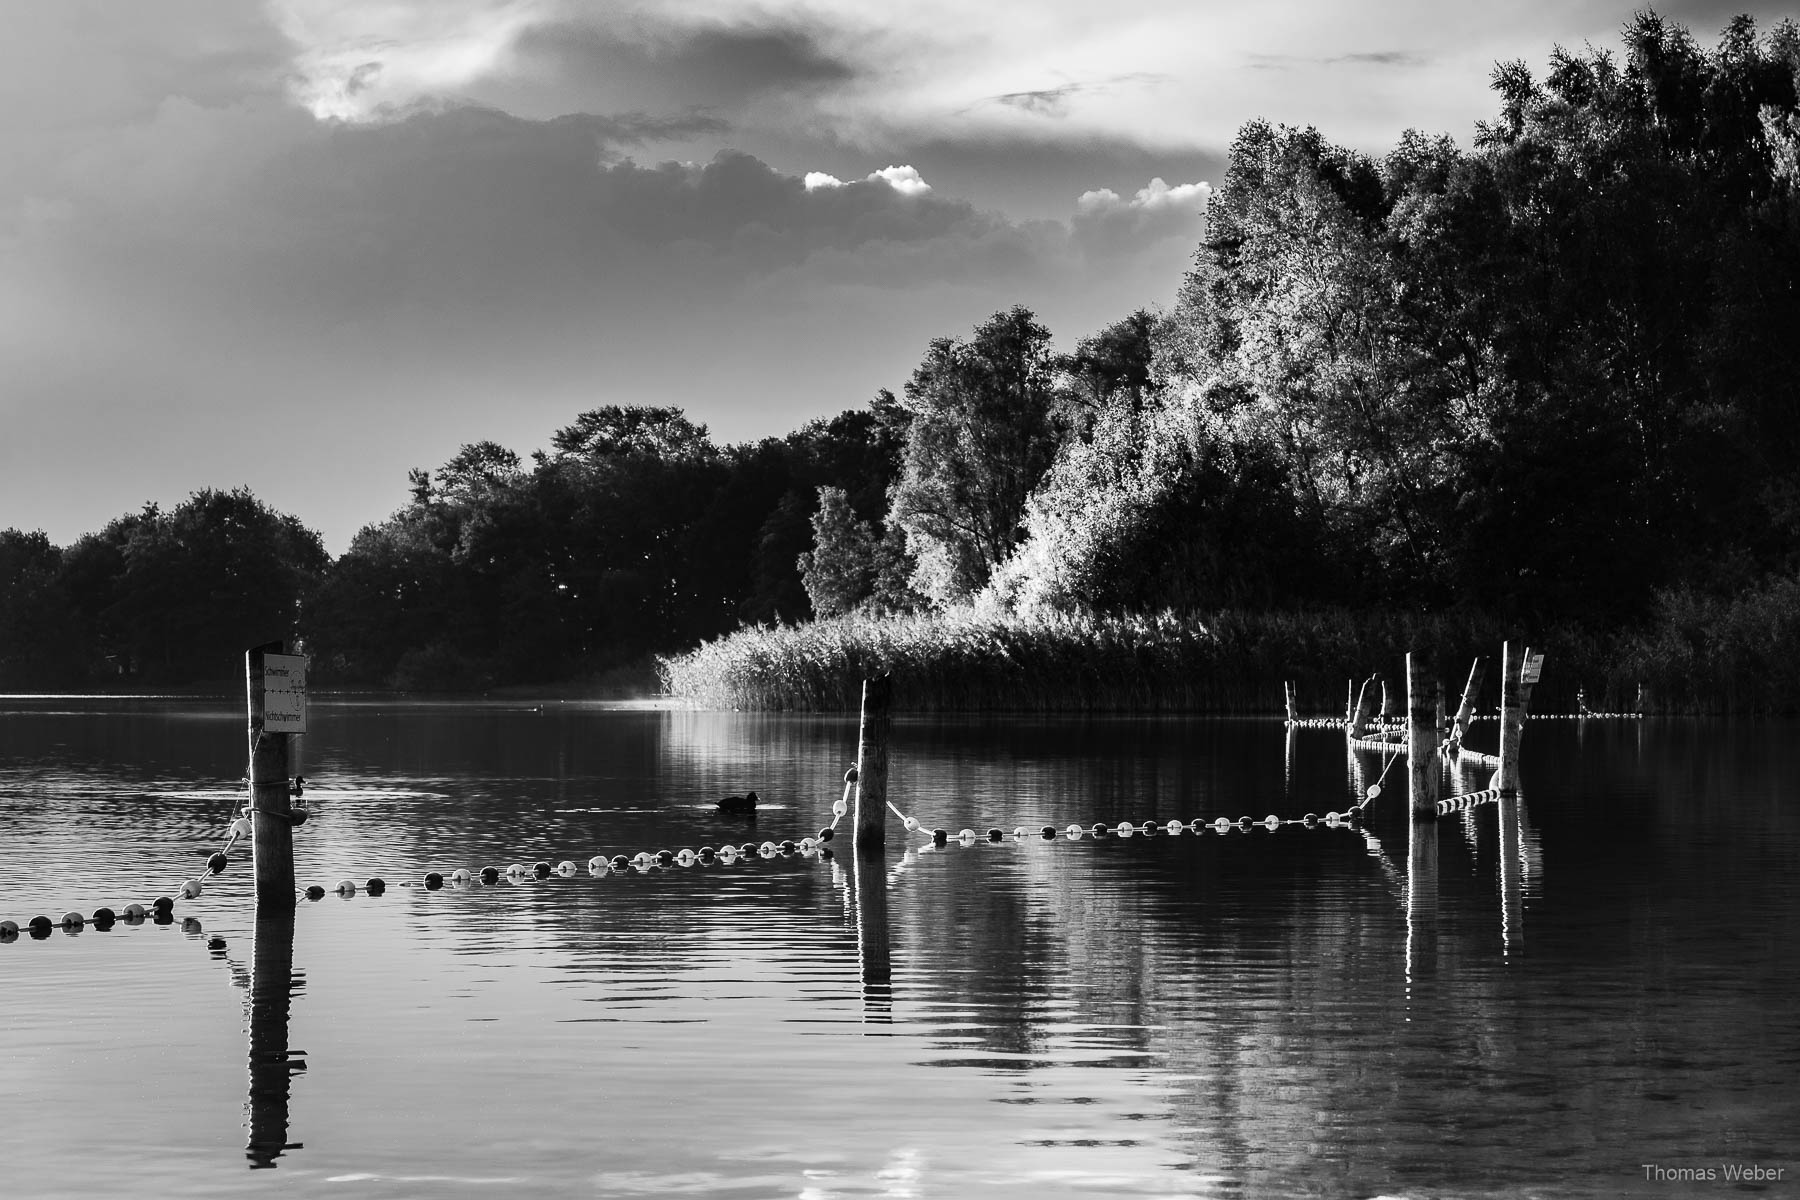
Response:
[888,306,1064,604]
[797,486,875,617]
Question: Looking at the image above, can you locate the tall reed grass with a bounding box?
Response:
[658,606,1615,713]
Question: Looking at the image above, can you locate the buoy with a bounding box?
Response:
[230,817,253,840]
[180,879,204,899]
[450,868,471,884]
[0,919,17,939]
[1237,817,1253,828]
[611,855,630,870]
[902,816,919,831]
[366,878,386,895]
[1188,819,1208,834]
[153,895,175,911]
[480,867,500,885]
[304,886,325,901]
[1165,820,1184,836]
[817,828,834,842]
[718,846,739,862]
[832,799,848,817]
[122,904,147,922]
[28,915,53,936]
[93,907,117,928]
[798,838,816,852]
[1116,822,1134,837]
[533,861,552,878]
[1212,818,1230,833]
[1264,815,1281,830]
[1303,813,1318,826]
[654,850,674,865]
[632,852,653,866]
[677,848,698,864]
[207,852,229,875]
[774,840,793,854]
[207,936,227,952]
[987,828,1004,841]
[1091,823,1108,837]
[61,911,84,930]
[589,857,608,874]
[424,872,444,889]
[932,829,948,844]
[699,846,717,858]
[556,861,576,877]
[1366,784,1382,800]
[290,808,308,826]
[1066,826,1083,840]
[335,880,357,896]
[958,828,976,842]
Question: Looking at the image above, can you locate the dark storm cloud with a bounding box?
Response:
[509,16,860,112]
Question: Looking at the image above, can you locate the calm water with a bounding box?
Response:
[1,698,1796,1199]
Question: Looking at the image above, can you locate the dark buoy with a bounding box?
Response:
[424,872,445,889]
[152,896,175,913]
[932,829,948,844]
[290,807,309,826]
[817,827,834,842]
[1091,822,1108,837]
[304,885,325,901]
[987,828,1004,842]
[655,849,674,865]
[480,866,500,885]
[533,861,551,878]
[1042,825,1058,839]
[0,920,17,943]
[60,911,84,931]
[366,878,387,896]
[92,907,117,930]
[29,915,54,939]
[778,840,796,853]
[207,851,229,875]
[1139,821,1157,836]
[716,789,759,814]
[207,936,227,952]
[610,855,630,870]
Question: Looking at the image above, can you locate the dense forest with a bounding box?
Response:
[5,13,1800,707]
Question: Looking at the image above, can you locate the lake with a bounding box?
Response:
[1,697,1796,1199]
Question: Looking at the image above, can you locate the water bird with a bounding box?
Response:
[716,789,759,814]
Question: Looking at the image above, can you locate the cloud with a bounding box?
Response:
[1072,177,1211,258]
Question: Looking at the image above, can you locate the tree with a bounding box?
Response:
[797,486,875,617]
[888,306,1064,604]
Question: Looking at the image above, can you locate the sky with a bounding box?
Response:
[1,0,1790,553]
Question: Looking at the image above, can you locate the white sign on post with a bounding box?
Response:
[1521,653,1545,685]
[263,653,308,734]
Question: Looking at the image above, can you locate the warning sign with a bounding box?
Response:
[263,653,307,733]
[1521,653,1545,685]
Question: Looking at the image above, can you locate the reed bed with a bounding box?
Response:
[657,607,1613,713]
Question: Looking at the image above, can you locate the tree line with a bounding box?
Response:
[4,12,1798,692]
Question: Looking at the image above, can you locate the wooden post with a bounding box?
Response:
[1283,680,1296,723]
[1352,674,1377,733]
[1497,641,1529,795]
[853,674,893,850]
[245,911,301,1167]
[1407,652,1440,819]
[1449,657,1487,753]
[1381,677,1396,723]
[247,642,295,910]
[1344,679,1354,724]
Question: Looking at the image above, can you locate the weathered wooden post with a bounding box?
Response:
[1344,679,1355,724]
[1448,657,1487,753]
[247,641,303,910]
[1381,677,1397,724]
[245,911,300,1168]
[1351,674,1377,734]
[853,674,893,850]
[1496,642,1543,795]
[1407,652,1441,819]
[1283,681,1297,723]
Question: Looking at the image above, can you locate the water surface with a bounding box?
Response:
[1,698,1795,1198]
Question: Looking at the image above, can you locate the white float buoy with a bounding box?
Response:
[180,879,204,899]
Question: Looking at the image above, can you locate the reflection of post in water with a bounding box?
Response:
[853,846,893,1023]
[245,912,305,1169]
[1405,816,1438,990]
[1498,792,1524,952]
